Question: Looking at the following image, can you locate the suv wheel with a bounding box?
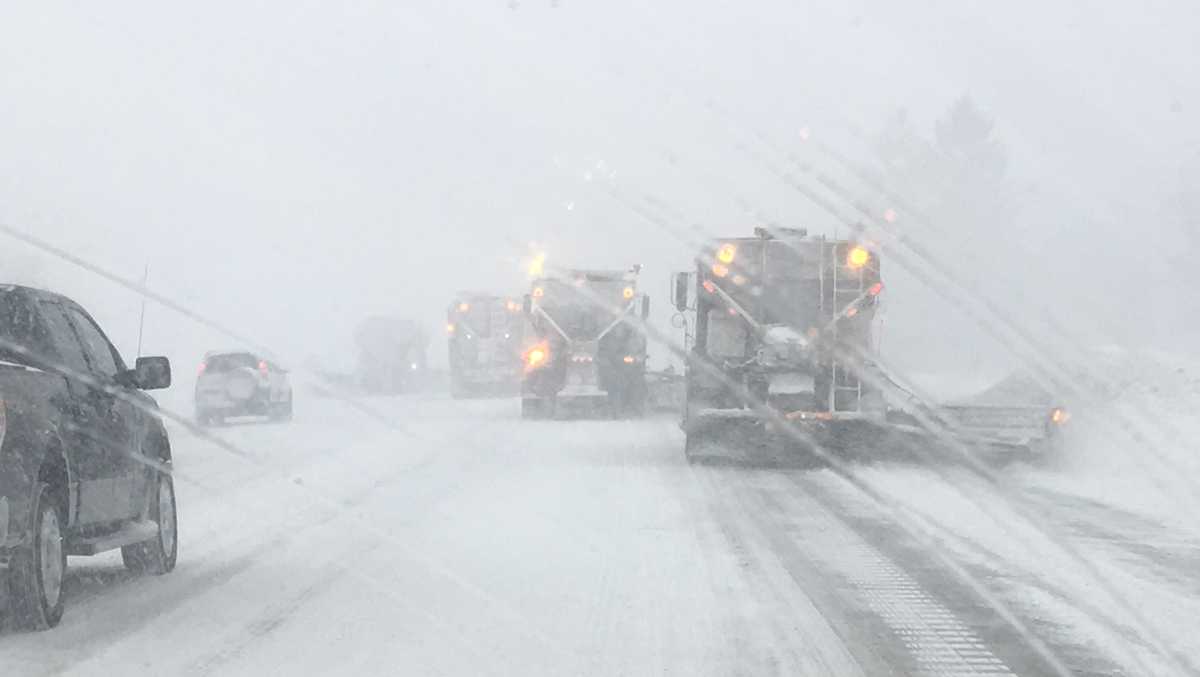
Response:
[122,473,178,575]
[269,392,294,422]
[8,482,67,630]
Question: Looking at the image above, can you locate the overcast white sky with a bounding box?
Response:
[3,1,1197,393]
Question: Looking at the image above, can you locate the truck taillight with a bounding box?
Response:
[258,360,269,376]
[198,362,207,375]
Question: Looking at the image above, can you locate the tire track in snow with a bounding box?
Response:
[774,483,1013,676]
[878,503,1165,677]
[185,564,344,676]
[790,470,1097,677]
[829,464,1184,675]
[1023,486,1200,595]
[690,465,870,676]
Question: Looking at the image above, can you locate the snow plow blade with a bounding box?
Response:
[936,405,1066,463]
[683,409,919,468]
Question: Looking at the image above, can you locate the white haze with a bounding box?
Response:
[2,0,1197,392]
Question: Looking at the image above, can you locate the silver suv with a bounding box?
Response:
[195,351,293,425]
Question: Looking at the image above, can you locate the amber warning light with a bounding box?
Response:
[525,345,549,369]
[847,246,870,269]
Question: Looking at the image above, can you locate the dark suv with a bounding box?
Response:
[0,285,176,630]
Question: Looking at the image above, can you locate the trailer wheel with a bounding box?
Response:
[628,381,647,418]
[683,430,719,465]
[605,390,624,419]
[607,381,646,419]
[521,397,548,419]
[683,432,698,461]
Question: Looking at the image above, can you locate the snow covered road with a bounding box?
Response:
[1,395,1194,675]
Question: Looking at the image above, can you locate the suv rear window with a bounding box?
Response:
[203,353,259,373]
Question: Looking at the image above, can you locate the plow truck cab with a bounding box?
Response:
[521,267,650,419]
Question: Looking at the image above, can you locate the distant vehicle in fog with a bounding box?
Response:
[195,350,293,425]
[521,267,650,418]
[0,285,176,630]
[354,315,428,395]
[446,293,524,398]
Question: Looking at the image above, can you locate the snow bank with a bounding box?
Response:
[1016,345,1200,533]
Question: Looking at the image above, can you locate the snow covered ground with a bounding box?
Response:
[1,382,1196,675]
[859,347,1200,676]
[1020,347,1200,530]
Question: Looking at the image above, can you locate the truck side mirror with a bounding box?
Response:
[672,272,689,312]
[133,356,172,390]
[641,295,651,321]
[522,294,532,315]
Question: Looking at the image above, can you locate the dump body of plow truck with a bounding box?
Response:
[521,267,650,419]
[446,293,525,397]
